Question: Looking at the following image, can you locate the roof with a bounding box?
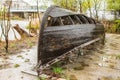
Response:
[48,6,78,17]
[23,0,53,6]
[23,0,37,6]
[10,9,46,12]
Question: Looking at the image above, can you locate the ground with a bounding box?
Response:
[63,34,120,80]
[0,46,38,80]
[0,33,120,80]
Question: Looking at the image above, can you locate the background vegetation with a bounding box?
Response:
[53,0,120,33]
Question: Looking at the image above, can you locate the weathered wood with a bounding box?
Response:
[22,69,37,76]
[37,6,105,72]
[13,24,32,38]
[68,16,75,24]
[38,38,100,74]
[75,15,82,24]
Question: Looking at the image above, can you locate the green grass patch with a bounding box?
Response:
[14,64,20,68]
[53,67,63,74]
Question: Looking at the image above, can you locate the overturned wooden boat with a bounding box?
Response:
[37,6,105,72]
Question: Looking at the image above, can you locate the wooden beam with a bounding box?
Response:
[75,15,82,24]
[68,16,75,25]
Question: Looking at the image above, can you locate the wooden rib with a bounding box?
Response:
[59,17,64,25]
[75,15,82,24]
[68,16,75,25]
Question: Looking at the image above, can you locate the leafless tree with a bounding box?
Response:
[87,0,92,17]
[93,0,102,21]
[37,0,41,24]
[66,0,68,8]
[1,0,12,53]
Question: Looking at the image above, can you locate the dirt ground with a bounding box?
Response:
[0,46,38,80]
[63,33,120,80]
[0,33,120,80]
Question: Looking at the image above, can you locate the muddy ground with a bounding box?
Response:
[0,33,120,80]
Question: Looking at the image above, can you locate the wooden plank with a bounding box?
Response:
[68,16,75,24]
[78,38,100,48]
[22,69,37,76]
[59,17,64,25]
[75,15,82,24]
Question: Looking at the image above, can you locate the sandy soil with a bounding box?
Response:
[0,33,120,80]
[63,33,120,80]
[0,46,38,80]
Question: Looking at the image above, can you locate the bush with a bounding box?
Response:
[53,67,63,74]
[103,20,120,33]
[11,16,22,20]
[114,20,120,33]
[26,20,40,34]
[26,20,40,29]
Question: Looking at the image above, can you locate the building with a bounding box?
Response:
[1,0,53,19]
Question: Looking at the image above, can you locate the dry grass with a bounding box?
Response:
[0,36,38,56]
[101,76,113,80]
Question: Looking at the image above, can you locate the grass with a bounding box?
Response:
[116,54,120,59]
[116,77,120,80]
[24,59,30,62]
[26,39,34,48]
[53,67,63,74]
[11,16,23,20]
[69,75,77,80]
[26,20,40,34]
[14,64,20,68]
[101,76,113,80]
[17,55,24,59]
[39,77,47,80]
[108,64,114,68]
[0,36,37,55]
[26,20,40,30]
[73,64,84,70]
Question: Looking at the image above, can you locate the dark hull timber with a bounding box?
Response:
[37,6,105,67]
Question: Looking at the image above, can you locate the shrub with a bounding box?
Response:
[26,20,40,34]
[114,20,120,33]
[103,20,120,33]
[11,16,22,20]
[53,67,63,74]
[26,20,40,29]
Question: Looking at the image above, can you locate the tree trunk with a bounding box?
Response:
[118,10,120,19]
[114,10,117,20]
[37,0,41,26]
[79,1,83,13]
[94,3,98,21]
[5,0,12,53]
[5,35,8,53]
[66,0,67,9]
[88,1,92,17]
[13,24,32,38]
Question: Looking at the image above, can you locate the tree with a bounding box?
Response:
[80,0,93,16]
[0,0,12,53]
[53,0,78,11]
[53,0,93,16]
[93,0,102,21]
[53,0,103,20]
[36,0,41,24]
[107,0,120,19]
[78,0,83,13]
